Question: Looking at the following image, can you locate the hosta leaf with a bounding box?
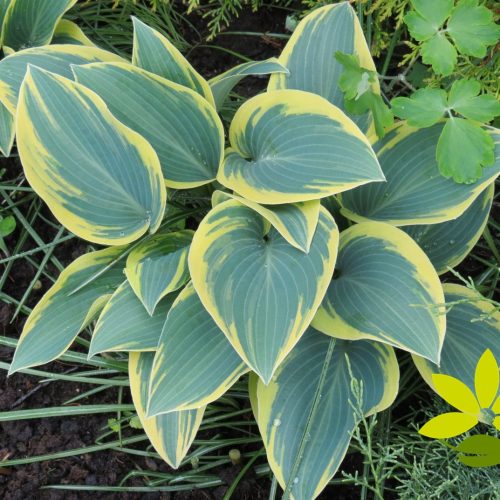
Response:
[73,62,224,189]
[340,123,500,225]
[189,200,339,383]
[420,32,457,76]
[148,283,248,415]
[125,230,192,315]
[268,2,379,133]
[0,101,14,156]
[129,352,204,469]
[403,183,494,274]
[209,57,289,110]
[9,247,126,374]
[212,190,320,253]
[1,0,76,51]
[131,17,214,107]
[52,19,94,46]
[89,282,177,357]
[0,45,122,155]
[413,284,500,395]
[437,118,494,183]
[391,88,447,128]
[218,89,384,205]
[17,67,165,245]
[0,44,123,115]
[448,0,500,58]
[255,327,399,499]
[313,222,445,362]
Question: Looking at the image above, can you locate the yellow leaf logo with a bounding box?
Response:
[419,349,500,439]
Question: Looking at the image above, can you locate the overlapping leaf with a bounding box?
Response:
[313,222,446,362]
[148,283,248,415]
[73,62,224,188]
[125,230,192,315]
[89,282,177,357]
[209,57,289,110]
[0,101,14,156]
[17,67,166,245]
[129,352,205,469]
[340,123,500,225]
[189,200,339,383]
[212,191,320,252]
[9,247,126,374]
[218,89,384,204]
[413,284,500,394]
[0,45,123,114]
[268,2,380,133]
[52,19,95,46]
[254,327,399,499]
[1,0,76,51]
[132,17,214,106]
[403,183,494,274]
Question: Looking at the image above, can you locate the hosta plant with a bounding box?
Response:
[3,2,500,498]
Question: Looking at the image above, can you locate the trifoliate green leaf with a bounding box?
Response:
[404,11,438,41]
[448,79,500,123]
[392,88,448,127]
[437,118,495,183]
[335,52,376,101]
[421,32,457,76]
[448,0,500,58]
[405,0,454,41]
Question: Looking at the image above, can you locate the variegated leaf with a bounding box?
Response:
[9,247,126,373]
[130,352,204,469]
[218,89,384,204]
[210,57,289,110]
[255,327,399,499]
[17,66,165,245]
[340,123,500,225]
[313,222,446,363]
[268,2,379,134]
[0,44,123,115]
[148,283,248,415]
[125,230,192,315]
[403,183,494,274]
[89,282,178,357]
[73,62,224,188]
[52,19,94,46]
[132,17,214,107]
[413,284,500,394]
[189,199,339,383]
[212,190,320,253]
[1,0,76,51]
